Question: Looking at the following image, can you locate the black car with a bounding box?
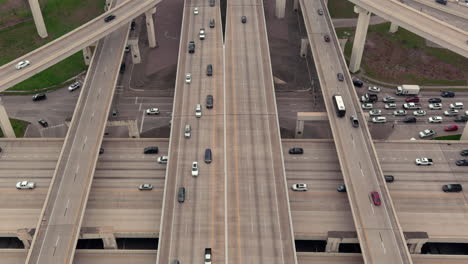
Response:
[435,0,447,4]
[350,115,359,127]
[289,147,303,154]
[402,116,417,123]
[130,21,136,30]
[206,95,213,109]
[204,148,212,164]
[454,116,468,122]
[178,187,186,203]
[209,18,215,28]
[441,91,455,97]
[207,64,213,76]
[120,63,126,74]
[353,79,363,87]
[456,160,468,166]
[99,147,105,154]
[442,184,462,192]
[324,35,330,42]
[241,16,247,23]
[460,150,468,156]
[384,175,394,182]
[428,98,442,103]
[38,119,48,127]
[104,14,116,23]
[32,93,47,101]
[210,0,215,7]
[337,73,344,81]
[143,146,159,154]
[337,184,346,192]
[188,41,195,53]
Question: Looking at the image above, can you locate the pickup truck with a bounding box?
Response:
[415,158,433,166]
[205,248,212,264]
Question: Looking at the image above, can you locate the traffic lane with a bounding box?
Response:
[403,0,468,30]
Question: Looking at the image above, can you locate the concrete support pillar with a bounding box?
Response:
[28,0,48,38]
[300,38,309,57]
[105,0,113,11]
[145,8,158,48]
[389,22,399,33]
[128,38,141,64]
[349,6,371,73]
[325,237,341,252]
[82,46,93,66]
[0,101,15,138]
[17,229,33,249]
[461,124,468,140]
[295,120,304,138]
[275,0,286,18]
[293,0,299,11]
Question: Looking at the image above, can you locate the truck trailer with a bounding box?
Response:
[396,84,420,96]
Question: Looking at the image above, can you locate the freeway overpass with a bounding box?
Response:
[299,0,412,263]
[0,0,161,91]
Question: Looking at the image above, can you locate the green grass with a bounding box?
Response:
[0,119,30,137]
[0,0,105,91]
[433,134,462,140]
[327,0,357,18]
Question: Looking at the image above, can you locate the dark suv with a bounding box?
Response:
[289,147,303,154]
[402,116,417,123]
[188,41,195,53]
[38,119,48,127]
[32,93,47,101]
[442,184,462,192]
[209,18,215,28]
[178,187,186,203]
[428,98,441,103]
[207,64,213,76]
[143,146,159,154]
[206,95,213,109]
[441,91,455,97]
[104,14,116,23]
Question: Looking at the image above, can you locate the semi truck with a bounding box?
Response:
[360,93,378,103]
[396,84,420,96]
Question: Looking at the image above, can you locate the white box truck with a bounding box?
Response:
[396,84,420,96]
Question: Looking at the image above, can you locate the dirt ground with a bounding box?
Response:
[361,33,468,83]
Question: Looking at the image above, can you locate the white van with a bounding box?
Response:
[195,104,202,118]
[450,102,464,109]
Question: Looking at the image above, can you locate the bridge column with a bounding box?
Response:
[105,0,113,11]
[295,120,304,138]
[0,101,15,138]
[28,0,48,38]
[128,38,142,64]
[325,237,341,252]
[389,22,399,33]
[300,38,309,57]
[461,124,468,140]
[82,46,93,66]
[405,232,429,254]
[349,6,371,73]
[293,0,299,11]
[101,228,118,249]
[145,8,158,48]
[17,229,33,249]
[275,0,286,18]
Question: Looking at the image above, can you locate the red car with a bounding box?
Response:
[405,97,420,103]
[444,125,459,131]
[370,191,381,206]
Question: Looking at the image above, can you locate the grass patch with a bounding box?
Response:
[327,0,357,18]
[0,119,30,137]
[8,52,86,91]
[0,0,105,91]
[433,134,462,140]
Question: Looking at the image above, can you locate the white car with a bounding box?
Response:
[385,103,396,109]
[195,104,202,118]
[369,109,381,116]
[450,102,464,109]
[444,109,459,116]
[193,7,199,15]
[362,103,373,110]
[146,108,160,115]
[199,28,206,40]
[368,86,381,93]
[185,73,191,84]
[413,110,426,116]
[415,158,433,166]
[372,116,387,123]
[393,110,407,116]
[15,60,30,70]
[157,156,168,164]
[16,181,35,189]
[403,103,420,110]
[429,103,442,110]
[191,161,199,176]
[68,81,81,91]
[428,116,443,123]
[138,183,153,190]
[292,183,308,191]
[419,129,436,138]
[383,96,395,103]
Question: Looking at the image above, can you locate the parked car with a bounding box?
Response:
[441,91,455,98]
[402,116,417,123]
[146,108,160,115]
[362,103,373,110]
[372,117,386,123]
[419,129,435,138]
[428,116,443,123]
[405,97,420,103]
[444,109,459,116]
[370,191,381,206]
[138,183,153,190]
[383,96,395,103]
[38,119,48,127]
[368,86,380,93]
[429,103,442,110]
[369,109,382,116]
[393,110,407,116]
[68,82,81,91]
[455,160,468,166]
[385,103,396,109]
[428,98,442,103]
[15,60,30,70]
[442,184,462,192]
[413,110,426,116]
[16,181,35,189]
[289,147,304,154]
[292,183,308,191]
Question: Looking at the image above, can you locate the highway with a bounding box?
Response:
[24,2,131,262]
[348,0,468,58]
[299,0,412,263]
[224,0,297,263]
[155,1,226,263]
[0,0,161,91]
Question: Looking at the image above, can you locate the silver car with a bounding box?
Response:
[419,129,435,138]
[369,109,381,116]
[393,110,407,116]
[16,181,35,189]
[362,103,373,110]
[15,60,30,70]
